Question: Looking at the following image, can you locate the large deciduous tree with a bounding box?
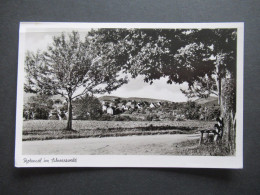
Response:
[174,29,237,151]
[89,28,237,152]
[24,31,127,130]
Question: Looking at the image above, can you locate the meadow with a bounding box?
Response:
[23,120,215,141]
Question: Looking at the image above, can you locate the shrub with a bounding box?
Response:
[145,114,159,121]
[73,94,102,120]
[207,106,220,120]
[24,94,53,120]
[183,101,201,120]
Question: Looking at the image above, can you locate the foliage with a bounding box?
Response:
[89,29,237,111]
[180,75,218,99]
[183,101,201,120]
[73,94,102,120]
[89,28,236,85]
[207,106,220,120]
[145,114,159,121]
[23,95,53,120]
[178,30,236,99]
[25,31,127,96]
[114,98,121,105]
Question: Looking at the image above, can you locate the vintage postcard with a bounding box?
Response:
[15,22,244,168]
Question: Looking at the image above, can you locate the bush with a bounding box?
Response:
[183,101,201,120]
[207,106,220,120]
[24,95,53,120]
[145,114,159,121]
[98,114,113,121]
[73,94,102,120]
[23,106,50,120]
[34,107,49,119]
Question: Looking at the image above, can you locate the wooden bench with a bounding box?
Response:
[199,130,219,145]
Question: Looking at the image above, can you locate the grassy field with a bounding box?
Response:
[23,120,215,141]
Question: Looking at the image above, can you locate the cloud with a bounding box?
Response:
[101,76,188,102]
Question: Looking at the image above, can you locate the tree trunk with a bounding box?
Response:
[66,97,73,130]
[218,75,222,105]
[220,75,236,154]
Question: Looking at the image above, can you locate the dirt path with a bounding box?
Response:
[22,134,200,155]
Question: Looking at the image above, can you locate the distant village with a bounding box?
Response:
[101,99,162,115]
[23,93,219,121]
[98,95,219,121]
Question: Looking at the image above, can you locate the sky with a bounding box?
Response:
[99,75,188,102]
[24,29,189,102]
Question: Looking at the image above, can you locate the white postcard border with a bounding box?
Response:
[15,22,244,168]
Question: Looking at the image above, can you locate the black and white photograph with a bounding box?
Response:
[15,22,243,168]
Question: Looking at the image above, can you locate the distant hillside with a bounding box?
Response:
[98,95,172,103]
[24,93,173,104]
[195,96,218,106]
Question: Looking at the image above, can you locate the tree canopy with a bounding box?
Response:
[89,28,236,104]
[25,31,128,98]
[88,28,236,85]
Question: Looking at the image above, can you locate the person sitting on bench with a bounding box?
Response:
[216,117,224,128]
